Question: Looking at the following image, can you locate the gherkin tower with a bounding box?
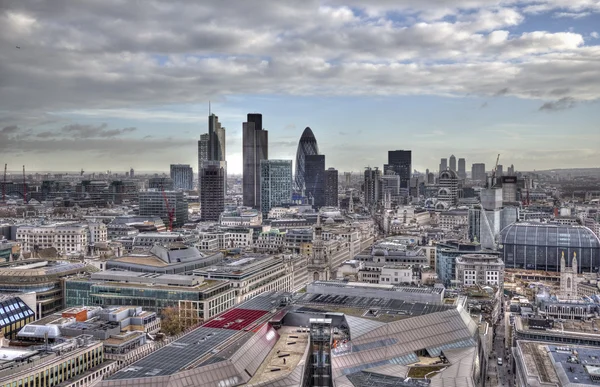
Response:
[294,127,319,193]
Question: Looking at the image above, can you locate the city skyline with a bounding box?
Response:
[1,1,599,174]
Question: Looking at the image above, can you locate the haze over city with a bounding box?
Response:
[2,0,600,173]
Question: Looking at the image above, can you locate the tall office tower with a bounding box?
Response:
[449,155,456,172]
[148,177,174,190]
[363,167,381,208]
[439,158,448,172]
[458,158,466,179]
[471,163,486,182]
[325,168,339,207]
[385,150,411,188]
[260,160,292,215]
[129,168,134,178]
[344,172,351,188]
[139,190,188,228]
[496,165,503,178]
[242,113,268,208]
[294,127,320,193]
[380,174,401,203]
[480,186,503,250]
[199,161,225,221]
[507,164,515,176]
[208,114,226,161]
[170,164,193,190]
[198,133,209,179]
[305,155,326,208]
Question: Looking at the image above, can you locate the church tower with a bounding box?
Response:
[308,214,331,282]
[560,252,578,299]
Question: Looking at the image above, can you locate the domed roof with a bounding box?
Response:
[500,222,600,249]
[373,249,387,256]
[300,126,316,141]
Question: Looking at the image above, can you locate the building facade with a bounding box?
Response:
[385,150,411,188]
[458,157,466,179]
[259,160,292,216]
[455,253,504,287]
[363,167,381,208]
[325,168,338,207]
[170,164,193,191]
[305,154,326,208]
[138,190,188,228]
[199,161,225,221]
[471,163,486,182]
[294,126,319,193]
[242,113,268,208]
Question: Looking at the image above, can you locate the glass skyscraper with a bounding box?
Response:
[260,160,293,215]
[243,113,268,208]
[294,127,319,193]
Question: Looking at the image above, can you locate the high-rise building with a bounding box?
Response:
[243,113,268,208]
[438,169,459,205]
[294,127,319,193]
[364,167,381,208]
[458,158,466,179]
[260,160,292,215]
[129,168,135,178]
[449,155,456,172]
[170,164,193,190]
[385,150,411,188]
[198,133,209,177]
[305,155,325,208]
[471,163,486,182]
[496,164,503,178]
[344,172,351,188]
[208,114,226,161]
[440,158,448,172]
[139,190,188,228]
[507,164,515,176]
[325,168,338,207]
[199,161,225,221]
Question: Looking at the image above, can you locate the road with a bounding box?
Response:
[487,299,513,387]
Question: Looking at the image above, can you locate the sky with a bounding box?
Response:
[1,0,599,175]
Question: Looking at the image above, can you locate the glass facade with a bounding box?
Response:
[500,223,600,272]
[0,296,35,339]
[295,127,319,193]
[260,159,292,215]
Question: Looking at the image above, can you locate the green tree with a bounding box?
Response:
[160,306,193,336]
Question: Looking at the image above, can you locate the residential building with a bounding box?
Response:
[199,160,225,221]
[294,126,319,193]
[169,164,193,190]
[305,154,326,208]
[242,113,268,208]
[455,253,504,287]
[138,190,188,228]
[260,159,292,215]
[325,167,338,207]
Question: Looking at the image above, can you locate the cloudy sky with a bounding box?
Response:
[1,0,599,175]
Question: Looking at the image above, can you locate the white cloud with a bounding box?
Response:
[591,31,600,39]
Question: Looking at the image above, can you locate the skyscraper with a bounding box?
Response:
[198,133,209,179]
[260,160,292,215]
[440,158,448,172]
[243,113,268,208]
[496,164,503,178]
[199,161,225,221]
[325,168,338,207]
[507,164,515,176]
[364,167,381,208]
[385,150,411,188]
[471,163,486,182]
[170,164,193,190]
[305,154,325,208]
[458,158,466,179]
[208,114,226,161]
[449,155,456,172]
[294,127,319,193]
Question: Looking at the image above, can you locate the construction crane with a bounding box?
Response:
[2,164,6,203]
[161,185,175,232]
[490,153,501,187]
[22,165,27,204]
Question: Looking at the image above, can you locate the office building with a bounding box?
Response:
[507,164,515,175]
[385,150,411,188]
[455,253,504,287]
[500,223,600,272]
[242,113,268,208]
[305,154,326,208]
[471,163,486,182]
[208,113,226,162]
[294,126,319,193]
[129,168,134,178]
[169,164,193,190]
[325,168,339,207]
[458,157,466,179]
[197,133,209,178]
[449,154,456,172]
[363,167,381,208]
[440,157,448,172]
[259,159,293,215]
[437,168,459,206]
[199,161,225,221]
[0,295,35,339]
[502,175,518,202]
[496,164,503,177]
[138,190,188,228]
[148,177,173,190]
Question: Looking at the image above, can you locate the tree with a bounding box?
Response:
[160,306,196,336]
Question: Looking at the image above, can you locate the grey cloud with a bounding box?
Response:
[36,131,55,138]
[1,126,19,134]
[494,88,509,96]
[60,124,136,138]
[539,97,577,111]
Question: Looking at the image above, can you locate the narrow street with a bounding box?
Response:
[487,300,513,387]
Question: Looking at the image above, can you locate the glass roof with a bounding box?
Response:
[500,223,600,249]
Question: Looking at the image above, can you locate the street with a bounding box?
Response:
[487,300,513,387]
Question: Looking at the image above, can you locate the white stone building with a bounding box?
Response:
[455,253,504,287]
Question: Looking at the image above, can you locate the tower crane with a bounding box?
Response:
[161,185,175,232]
[490,153,500,187]
[2,164,6,203]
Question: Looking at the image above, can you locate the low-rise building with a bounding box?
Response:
[0,295,36,339]
[455,253,504,287]
[438,209,469,230]
[219,207,262,226]
[16,223,98,255]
